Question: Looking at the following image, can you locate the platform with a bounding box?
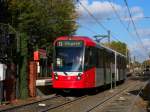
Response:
[36,78,52,86]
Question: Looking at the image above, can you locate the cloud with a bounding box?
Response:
[76,0,144,23]
[137,28,150,38]
[76,0,147,62]
[129,38,150,52]
[129,38,150,62]
[77,0,120,22]
[123,7,144,21]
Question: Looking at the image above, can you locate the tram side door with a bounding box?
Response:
[111,63,115,82]
[103,50,107,85]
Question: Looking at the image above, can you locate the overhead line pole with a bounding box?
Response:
[94,30,111,44]
[115,51,117,88]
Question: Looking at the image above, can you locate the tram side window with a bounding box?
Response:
[117,56,120,69]
[84,47,96,70]
[122,58,126,69]
[103,50,106,68]
[110,53,115,64]
[98,49,104,68]
[84,47,90,70]
[105,51,111,68]
[118,56,123,69]
[108,53,111,67]
[124,58,126,69]
[91,47,97,66]
[121,57,123,69]
[96,48,100,68]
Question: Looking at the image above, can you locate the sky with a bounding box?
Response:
[75,0,150,62]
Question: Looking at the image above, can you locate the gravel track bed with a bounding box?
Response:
[47,79,141,112]
[1,77,148,112]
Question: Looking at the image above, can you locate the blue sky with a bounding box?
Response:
[75,0,150,62]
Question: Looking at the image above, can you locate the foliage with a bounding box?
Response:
[6,0,77,98]
[134,61,141,67]
[142,60,150,67]
[104,41,128,56]
[0,1,10,23]
[19,32,28,99]
[8,0,77,51]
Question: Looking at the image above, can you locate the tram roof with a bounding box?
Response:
[98,43,126,58]
[55,36,126,58]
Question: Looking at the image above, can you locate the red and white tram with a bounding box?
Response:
[52,36,126,89]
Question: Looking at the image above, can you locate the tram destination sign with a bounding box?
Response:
[56,40,83,47]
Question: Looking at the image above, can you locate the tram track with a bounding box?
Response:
[87,81,142,112]
[46,79,144,112]
[39,95,88,112]
[1,93,88,112]
[0,94,60,112]
[127,79,150,112]
[1,78,148,112]
[89,80,149,112]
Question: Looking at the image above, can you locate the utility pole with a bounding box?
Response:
[133,56,136,75]
[108,30,110,44]
[114,52,117,88]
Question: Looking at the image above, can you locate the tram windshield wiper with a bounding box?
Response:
[64,72,68,76]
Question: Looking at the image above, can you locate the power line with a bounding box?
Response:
[77,0,148,60]
[143,16,150,19]
[107,0,149,60]
[108,0,128,31]
[77,0,121,42]
[102,16,150,20]
[107,0,143,47]
[123,0,149,57]
[78,0,107,31]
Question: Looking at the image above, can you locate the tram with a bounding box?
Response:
[52,36,126,89]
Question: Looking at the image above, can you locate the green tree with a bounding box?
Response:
[142,60,150,67]
[7,0,77,99]
[19,33,28,99]
[104,41,130,64]
[105,41,128,56]
[8,0,77,51]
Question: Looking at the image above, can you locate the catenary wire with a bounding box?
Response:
[107,0,148,57]
[77,0,121,42]
[123,0,149,57]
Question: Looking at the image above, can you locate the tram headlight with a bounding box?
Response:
[77,76,81,80]
[55,76,58,80]
[77,73,82,80]
[54,73,58,80]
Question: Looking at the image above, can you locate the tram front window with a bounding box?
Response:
[54,47,83,72]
